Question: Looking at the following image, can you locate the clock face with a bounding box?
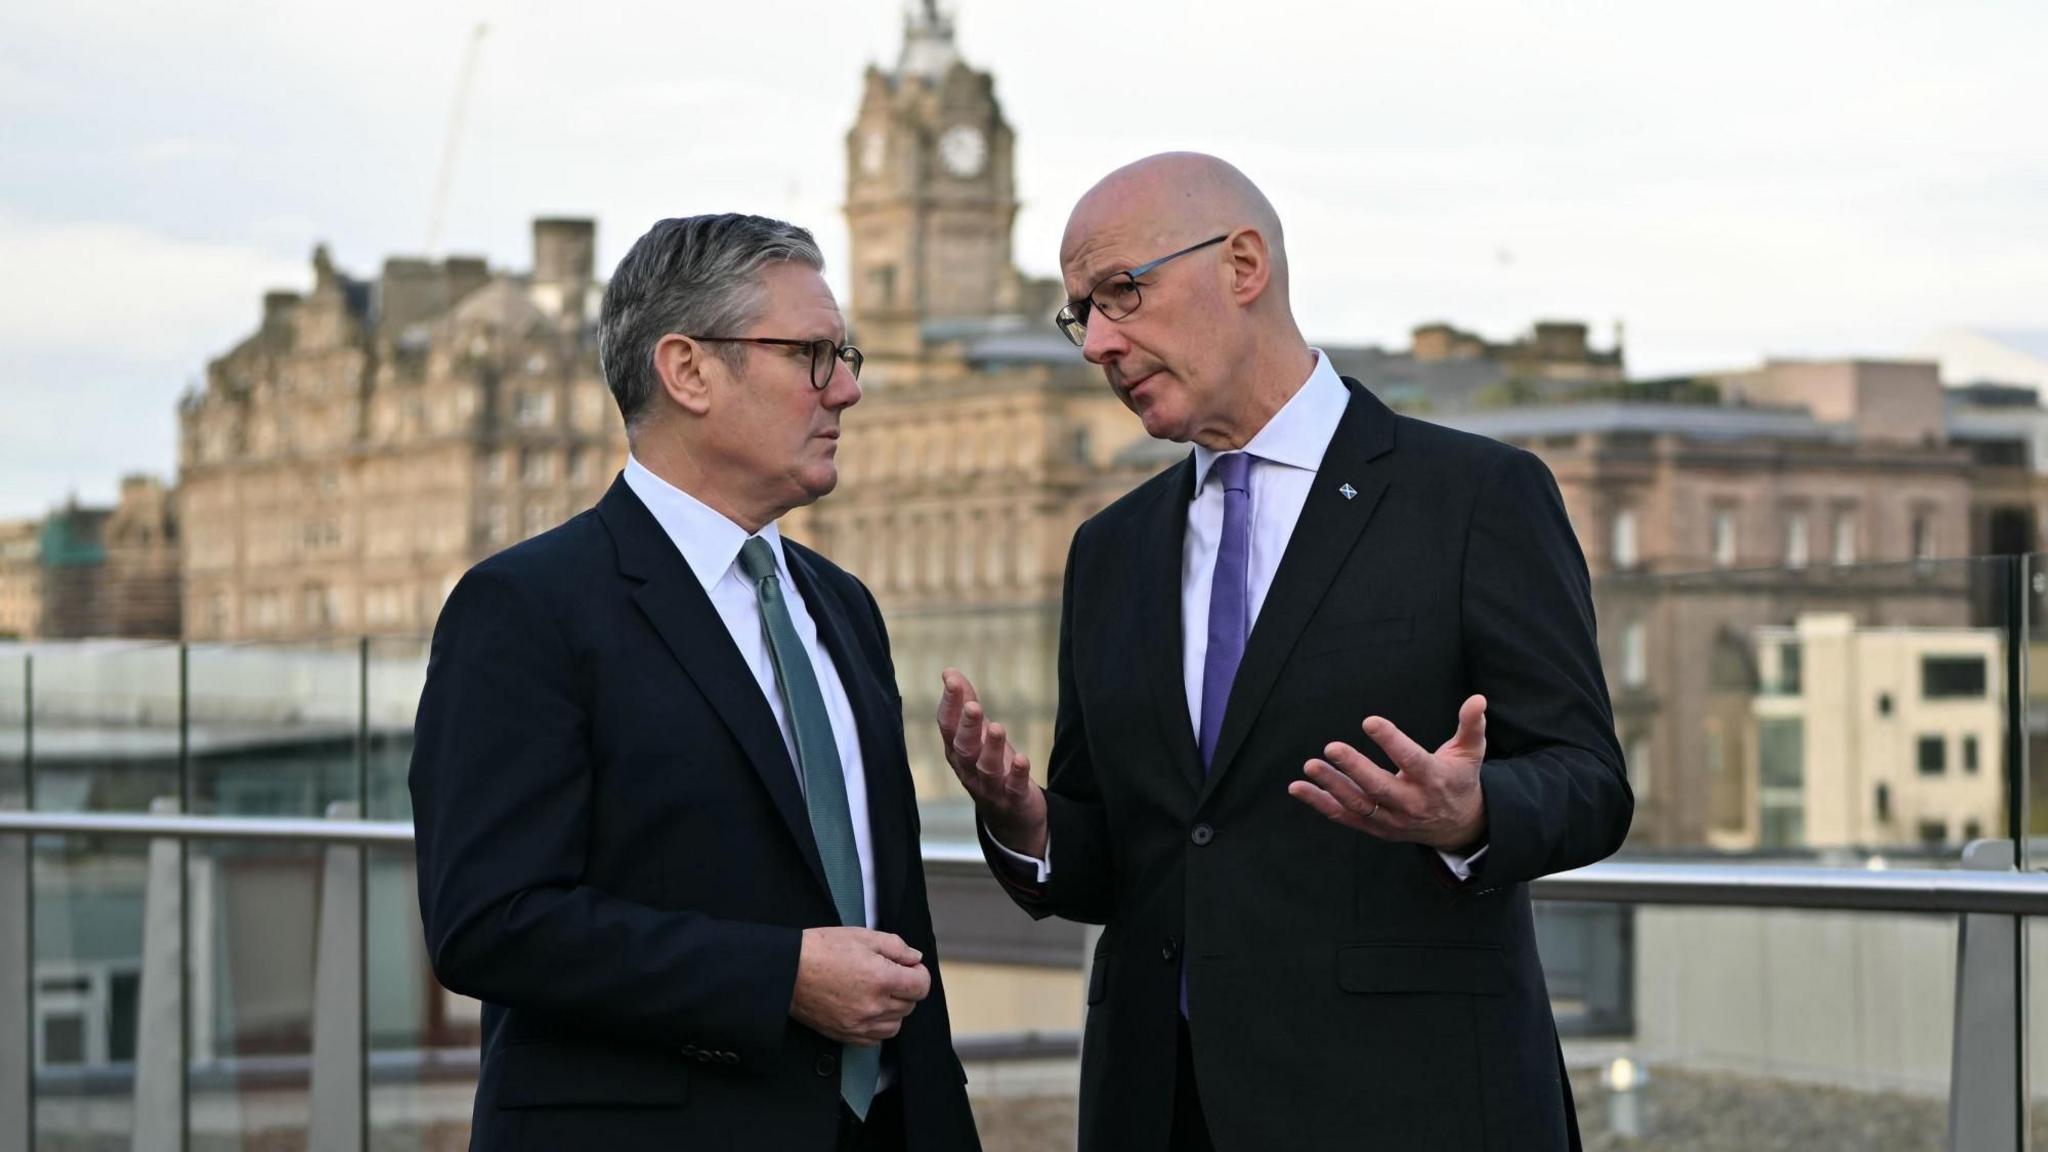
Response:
[859,129,887,176]
[939,125,987,179]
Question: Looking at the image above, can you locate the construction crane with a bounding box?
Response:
[424,23,488,257]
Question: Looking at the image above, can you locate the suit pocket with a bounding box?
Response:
[1336,942,1507,997]
[493,1040,691,1109]
[1300,614,1413,658]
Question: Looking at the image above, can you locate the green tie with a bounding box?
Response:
[737,537,879,1119]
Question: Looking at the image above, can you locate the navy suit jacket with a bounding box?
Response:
[986,381,1632,1151]
[411,477,980,1150]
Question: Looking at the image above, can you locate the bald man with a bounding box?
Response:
[937,154,1631,1151]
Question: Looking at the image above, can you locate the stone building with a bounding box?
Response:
[177,220,622,643]
[4,477,182,640]
[1444,360,1996,850]
[0,518,41,639]
[782,3,1166,805]
[97,476,183,639]
[165,2,2048,852]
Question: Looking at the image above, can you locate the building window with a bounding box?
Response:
[1963,734,1981,774]
[1922,656,1988,700]
[249,591,282,631]
[1765,639,1803,697]
[1711,508,1736,569]
[524,504,554,539]
[1911,511,1934,561]
[515,391,554,428]
[1831,509,1856,566]
[303,584,333,630]
[521,449,554,485]
[301,519,341,552]
[1611,509,1638,571]
[575,387,607,430]
[1626,735,1651,800]
[1621,620,1647,688]
[1758,717,1805,849]
[1917,735,1947,776]
[1784,510,1809,568]
[1964,819,1982,841]
[1918,819,1948,846]
[898,523,918,592]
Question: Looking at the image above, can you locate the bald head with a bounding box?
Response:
[1061,152,1288,294]
[1056,152,1315,450]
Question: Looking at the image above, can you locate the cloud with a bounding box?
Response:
[133,136,236,166]
[0,210,304,370]
[0,211,303,514]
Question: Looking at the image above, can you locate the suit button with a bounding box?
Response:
[1191,823,1214,846]
[816,1054,838,1077]
[1161,938,1179,962]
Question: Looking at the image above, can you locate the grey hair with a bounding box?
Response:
[597,214,825,434]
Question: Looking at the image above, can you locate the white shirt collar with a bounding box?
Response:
[622,454,788,591]
[1191,348,1351,492]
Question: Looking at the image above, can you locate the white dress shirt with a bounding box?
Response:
[622,455,879,927]
[994,350,1483,879]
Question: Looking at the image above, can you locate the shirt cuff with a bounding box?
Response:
[984,820,1052,885]
[1437,843,1488,882]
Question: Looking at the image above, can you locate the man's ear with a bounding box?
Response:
[654,333,715,417]
[1225,228,1272,307]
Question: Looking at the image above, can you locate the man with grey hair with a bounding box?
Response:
[411,213,981,1151]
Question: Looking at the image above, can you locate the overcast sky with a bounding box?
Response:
[2,0,2044,516]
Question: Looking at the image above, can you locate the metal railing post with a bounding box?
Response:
[0,721,29,1150]
[1950,838,2023,1151]
[132,796,185,1152]
[309,801,365,1152]
[2006,556,2032,1151]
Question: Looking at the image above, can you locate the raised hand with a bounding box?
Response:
[936,668,1047,858]
[789,927,931,1046]
[1288,694,1489,853]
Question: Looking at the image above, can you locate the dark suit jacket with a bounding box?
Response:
[411,477,980,1151]
[986,380,1631,1152]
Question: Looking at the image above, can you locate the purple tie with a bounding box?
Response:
[1186,451,1252,1018]
[1198,452,1253,772]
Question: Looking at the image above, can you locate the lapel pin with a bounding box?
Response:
[1339,483,1357,501]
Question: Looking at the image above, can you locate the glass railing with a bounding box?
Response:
[2,551,2046,1149]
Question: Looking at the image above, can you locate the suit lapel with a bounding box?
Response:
[1203,380,1396,798]
[784,546,910,928]
[597,479,831,897]
[1132,456,1206,792]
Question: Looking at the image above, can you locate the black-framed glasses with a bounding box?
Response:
[688,336,863,390]
[1053,234,1229,347]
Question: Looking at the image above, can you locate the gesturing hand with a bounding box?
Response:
[789,927,931,1046]
[1288,694,1489,853]
[936,668,1047,858]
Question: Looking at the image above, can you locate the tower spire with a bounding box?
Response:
[897,0,958,81]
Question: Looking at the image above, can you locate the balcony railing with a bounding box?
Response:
[0,809,2044,1151]
[7,551,2048,1149]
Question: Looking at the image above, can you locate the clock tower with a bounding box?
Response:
[845,1,1022,358]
